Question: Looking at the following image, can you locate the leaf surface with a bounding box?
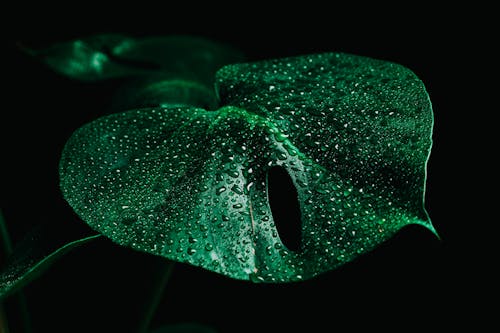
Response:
[59,52,435,282]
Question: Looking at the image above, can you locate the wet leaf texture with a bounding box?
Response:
[60,52,435,282]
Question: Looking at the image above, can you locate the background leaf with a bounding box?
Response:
[31,35,246,111]
[0,230,100,300]
[59,53,435,282]
[32,34,244,84]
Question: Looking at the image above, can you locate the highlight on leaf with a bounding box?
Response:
[30,34,245,84]
[28,34,246,111]
[59,52,435,283]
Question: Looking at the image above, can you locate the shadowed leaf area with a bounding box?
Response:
[150,322,218,333]
[0,224,100,301]
[32,34,245,111]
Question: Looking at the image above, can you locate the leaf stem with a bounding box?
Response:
[0,209,32,333]
[137,260,175,333]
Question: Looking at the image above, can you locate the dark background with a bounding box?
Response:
[2,6,491,332]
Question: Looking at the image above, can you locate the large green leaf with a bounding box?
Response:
[59,52,435,282]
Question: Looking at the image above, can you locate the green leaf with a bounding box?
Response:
[59,52,435,282]
[150,323,218,333]
[32,34,245,111]
[32,34,244,84]
[0,231,100,300]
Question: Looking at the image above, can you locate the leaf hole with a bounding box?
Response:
[267,166,302,252]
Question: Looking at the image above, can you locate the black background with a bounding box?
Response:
[2,5,491,332]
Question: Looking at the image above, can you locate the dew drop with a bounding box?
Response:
[315,187,330,194]
[283,143,297,156]
[249,272,265,283]
[296,179,307,187]
[216,186,226,195]
[277,152,287,160]
[274,132,289,142]
[227,170,239,178]
[231,185,243,195]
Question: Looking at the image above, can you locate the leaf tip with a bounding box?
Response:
[413,216,440,241]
